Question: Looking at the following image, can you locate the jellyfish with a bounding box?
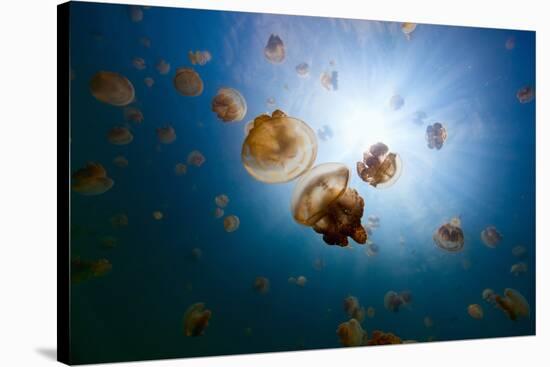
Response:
[152,211,163,220]
[295,62,310,77]
[288,275,307,287]
[71,257,112,283]
[367,307,375,318]
[356,142,402,188]
[320,71,338,91]
[467,304,484,319]
[413,110,427,125]
[313,258,325,271]
[400,291,413,305]
[156,125,176,144]
[482,288,496,304]
[156,59,171,75]
[389,94,405,110]
[132,57,146,70]
[401,22,417,40]
[72,162,114,195]
[99,236,117,249]
[512,245,527,258]
[174,163,187,176]
[214,207,224,218]
[107,127,133,145]
[242,110,317,183]
[433,217,464,253]
[188,50,212,66]
[425,122,448,150]
[264,34,285,64]
[510,262,527,276]
[266,97,276,107]
[317,125,333,141]
[173,68,204,96]
[140,36,151,48]
[187,150,206,167]
[211,88,247,122]
[384,290,404,312]
[113,155,128,168]
[90,71,135,106]
[215,194,229,208]
[343,296,365,322]
[367,330,402,345]
[124,106,144,124]
[516,86,535,103]
[366,215,380,228]
[183,302,212,336]
[110,213,128,228]
[481,226,503,248]
[128,6,143,22]
[505,36,516,50]
[144,77,154,88]
[365,242,379,257]
[223,215,240,232]
[493,288,530,320]
[424,316,433,328]
[253,276,270,294]
[336,319,368,347]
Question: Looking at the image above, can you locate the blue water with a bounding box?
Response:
[68,2,536,364]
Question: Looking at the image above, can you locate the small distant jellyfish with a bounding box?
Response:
[214,207,224,218]
[512,245,527,258]
[124,106,144,124]
[72,162,114,195]
[367,330,402,345]
[493,288,530,320]
[481,226,503,248]
[188,50,212,66]
[128,6,143,22]
[107,127,133,145]
[510,262,527,276]
[173,68,203,96]
[516,86,535,104]
[187,150,206,167]
[426,122,447,150]
[183,302,212,336]
[413,110,427,125]
[266,97,276,108]
[223,215,240,232]
[365,242,379,257]
[156,59,171,75]
[264,34,285,64]
[113,155,128,168]
[253,276,270,294]
[90,71,135,106]
[156,125,176,144]
[100,236,117,249]
[110,213,128,228]
[467,304,484,320]
[242,110,317,183]
[71,257,112,283]
[399,290,413,305]
[317,125,333,141]
[389,94,404,111]
[336,319,368,347]
[191,247,202,261]
[424,316,433,328]
[367,307,375,318]
[344,296,365,322]
[356,142,402,188]
[401,22,417,40]
[313,258,325,271]
[144,77,154,88]
[140,36,151,48]
[295,62,310,77]
[132,57,146,70]
[152,211,163,220]
[174,163,187,176]
[433,217,464,253]
[384,290,404,312]
[320,71,338,91]
[366,215,380,228]
[288,276,307,287]
[215,194,229,208]
[211,88,247,123]
[505,37,516,50]
[482,288,496,304]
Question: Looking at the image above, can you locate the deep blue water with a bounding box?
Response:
[68,2,536,364]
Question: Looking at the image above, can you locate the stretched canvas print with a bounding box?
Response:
[58,1,536,364]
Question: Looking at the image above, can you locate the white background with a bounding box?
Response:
[0,0,548,365]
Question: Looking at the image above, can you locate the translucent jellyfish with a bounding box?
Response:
[467,304,484,319]
[516,86,535,104]
[128,6,143,22]
[211,88,247,122]
[481,226,503,248]
[413,110,427,125]
[140,36,151,48]
[494,288,530,320]
[215,194,229,208]
[482,288,496,304]
[183,302,212,336]
[367,307,375,318]
[266,97,276,107]
[344,296,365,322]
[384,290,404,312]
[124,106,144,124]
[132,57,146,70]
[320,71,338,91]
[424,316,433,328]
[317,125,333,141]
[144,77,154,88]
[433,217,464,253]
[187,150,206,167]
[173,68,204,97]
[295,62,310,77]
[90,71,135,106]
[510,262,527,276]
[152,211,163,220]
[399,291,413,305]
[356,142,402,188]
[389,94,405,110]
[401,23,417,40]
[426,122,448,150]
[253,276,270,294]
[223,215,240,232]
[156,59,171,75]
[72,162,114,195]
[264,34,285,64]
[512,245,527,258]
[313,258,325,271]
[113,155,128,168]
[505,36,516,50]
[100,236,117,249]
[188,50,212,66]
[156,125,176,144]
[366,330,402,345]
[336,319,368,347]
[174,163,187,176]
[366,215,380,228]
[365,242,379,257]
[242,110,317,183]
[107,127,133,145]
[288,275,307,287]
[214,207,224,218]
[71,257,112,283]
[110,213,128,228]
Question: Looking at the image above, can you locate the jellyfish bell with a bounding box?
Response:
[516,86,535,104]
[505,36,516,50]
[215,194,229,208]
[384,290,404,312]
[156,126,176,144]
[214,207,224,218]
[187,150,206,167]
[481,226,503,248]
[183,302,212,336]
[128,6,143,22]
[389,94,405,110]
[253,276,270,294]
[426,122,448,150]
[433,218,464,253]
[72,162,114,195]
[132,57,146,70]
[494,288,530,320]
[366,242,379,257]
[320,71,338,91]
[124,106,144,124]
[140,36,151,48]
[367,307,375,318]
[482,288,496,303]
[401,22,417,35]
[107,127,133,145]
[211,88,247,122]
[264,34,285,64]
[144,77,154,88]
[173,68,204,96]
[113,155,128,168]
[174,163,187,176]
[467,304,484,319]
[156,59,171,75]
[336,319,368,347]
[242,110,318,183]
[512,245,527,258]
[188,50,212,66]
[357,142,402,188]
[295,275,307,287]
[223,215,240,232]
[152,211,163,220]
[90,71,135,107]
[510,262,527,276]
[399,291,413,305]
[295,62,310,77]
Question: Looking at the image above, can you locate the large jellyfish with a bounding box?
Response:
[510,262,527,276]
[467,304,484,319]
[401,22,417,40]
[366,330,402,345]
[156,126,176,144]
[481,226,503,248]
[336,319,368,347]
[242,110,317,183]
[174,163,187,176]
[132,57,146,70]
[512,245,527,258]
[173,68,204,97]
[110,213,128,228]
[124,106,144,124]
[187,150,206,167]
[426,122,447,150]
[183,302,212,336]
[264,34,285,64]
[516,86,535,104]
[253,276,270,294]
[113,155,128,168]
[295,62,310,77]
[320,71,338,91]
[223,215,240,232]
[156,59,170,75]
[389,94,405,110]
[90,71,135,106]
[344,296,365,322]
[107,127,133,145]
[71,257,112,283]
[215,194,229,208]
[356,142,402,188]
[72,162,114,195]
[211,88,247,122]
[433,217,464,252]
[494,288,530,320]
[188,50,212,66]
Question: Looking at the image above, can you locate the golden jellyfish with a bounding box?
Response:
[132,57,146,70]
[99,236,117,249]
[215,194,229,208]
[128,6,143,22]
[144,77,154,88]
[174,163,187,176]
[72,162,114,195]
[433,217,464,253]
[107,127,133,145]
[110,213,128,228]
[467,304,484,319]
[242,110,317,183]
[71,257,112,283]
[156,59,171,75]
[188,50,212,66]
[512,245,527,258]
[156,125,176,144]
[401,22,417,41]
[223,215,240,232]
[253,276,270,294]
[90,71,135,106]
[481,226,503,248]
[152,211,163,220]
[356,142,402,188]
[505,36,516,50]
[264,34,285,64]
[344,296,365,322]
[384,290,404,312]
[214,207,224,218]
[173,68,204,96]
[511,262,527,276]
[367,330,402,345]
[367,307,375,318]
[389,94,405,110]
[211,87,247,123]
[124,106,144,124]
[187,150,206,167]
[426,122,448,150]
[336,319,368,347]
[516,86,535,103]
[424,316,433,328]
[494,288,530,320]
[113,155,128,168]
[183,302,212,336]
[482,288,496,304]
[320,71,338,91]
[296,62,310,77]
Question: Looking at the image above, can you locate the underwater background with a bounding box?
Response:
[68,1,536,364]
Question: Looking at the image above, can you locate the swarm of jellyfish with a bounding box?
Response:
[110,213,128,228]
[357,142,402,188]
[336,319,368,347]
[426,122,447,150]
[124,106,144,124]
[253,276,270,294]
[152,211,163,220]
[242,110,317,183]
[173,68,203,96]
[511,262,527,276]
[367,330,402,345]
[183,302,212,337]
[344,296,365,322]
[107,127,133,145]
[174,163,187,176]
[215,194,229,208]
[481,226,503,248]
[493,288,530,320]
[156,59,170,75]
[320,71,338,91]
[71,257,112,283]
[516,86,535,103]
[90,71,135,106]
[211,88,247,123]
[128,5,143,22]
[187,150,206,167]
[264,34,285,63]
[401,22,417,40]
[467,304,484,319]
[389,94,404,110]
[144,77,154,88]
[113,155,128,168]
[288,275,307,287]
[384,290,412,312]
[295,62,310,77]
[223,215,240,232]
[188,50,212,66]
[72,162,114,195]
[132,57,146,70]
[433,217,464,253]
[317,125,333,141]
[156,126,176,144]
